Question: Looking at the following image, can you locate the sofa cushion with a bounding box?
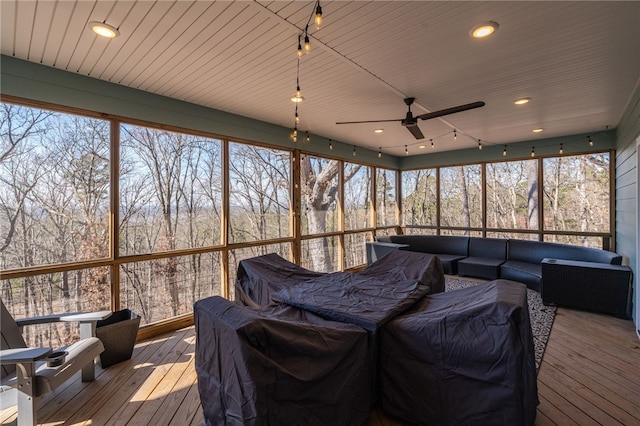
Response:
[458,257,504,280]
[468,237,507,259]
[389,235,469,256]
[507,239,621,265]
[500,260,542,292]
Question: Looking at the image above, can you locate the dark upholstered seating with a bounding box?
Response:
[501,239,622,292]
[458,237,507,280]
[380,280,538,426]
[384,235,469,274]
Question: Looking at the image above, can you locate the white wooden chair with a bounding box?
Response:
[0,298,111,426]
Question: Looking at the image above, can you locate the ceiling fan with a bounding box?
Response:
[336,98,485,140]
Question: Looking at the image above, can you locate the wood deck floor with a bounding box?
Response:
[2,307,639,425]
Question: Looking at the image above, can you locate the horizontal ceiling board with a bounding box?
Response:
[1,1,638,156]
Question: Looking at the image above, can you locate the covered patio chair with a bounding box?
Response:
[0,299,110,426]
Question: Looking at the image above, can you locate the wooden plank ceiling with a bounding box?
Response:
[1,1,639,157]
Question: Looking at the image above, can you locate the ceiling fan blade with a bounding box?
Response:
[336,119,402,124]
[406,124,425,139]
[417,101,485,121]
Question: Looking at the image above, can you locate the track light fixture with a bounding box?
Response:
[353,145,357,156]
[478,140,483,150]
[430,139,434,149]
[405,145,409,155]
[531,146,535,157]
[292,127,298,143]
[304,30,310,53]
[305,131,310,143]
[378,148,382,158]
[329,140,333,150]
[297,34,303,58]
[588,136,594,146]
[503,145,507,156]
[454,130,457,141]
[559,143,564,154]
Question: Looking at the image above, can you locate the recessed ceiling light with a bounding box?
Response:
[532,128,544,133]
[419,145,426,149]
[374,128,384,133]
[514,97,531,105]
[89,21,119,38]
[470,21,498,39]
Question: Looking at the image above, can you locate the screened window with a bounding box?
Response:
[486,159,538,231]
[228,143,291,243]
[543,153,610,246]
[440,165,482,229]
[376,168,397,226]
[344,162,371,230]
[120,124,223,254]
[300,154,339,235]
[402,168,437,227]
[0,104,111,269]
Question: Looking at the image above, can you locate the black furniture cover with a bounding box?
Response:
[380,279,538,426]
[359,250,445,295]
[270,271,431,332]
[234,253,325,307]
[194,296,371,426]
[235,250,445,309]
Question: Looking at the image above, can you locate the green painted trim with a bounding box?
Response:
[0,55,399,168]
[401,130,616,169]
[0,55,618,171]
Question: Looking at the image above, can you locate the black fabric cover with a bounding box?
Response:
[359,250,446,295]
[270,270,432,332]
[194,296,371,426]
[235,250,445,309]
[234,253,325,307]
[380,280,538,426]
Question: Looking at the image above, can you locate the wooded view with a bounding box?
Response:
[1,101,611,347]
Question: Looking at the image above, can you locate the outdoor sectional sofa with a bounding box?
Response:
[372,235,633,318]
[195,253,538,425]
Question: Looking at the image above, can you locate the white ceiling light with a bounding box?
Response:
[89,21,119,38]
[471,21,499,39]
[532,128,544,133]
[374,128,384,133]
[514,97,531,105]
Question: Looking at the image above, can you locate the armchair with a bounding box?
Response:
[0,299,111,426]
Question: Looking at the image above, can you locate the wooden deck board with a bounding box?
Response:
[1,306,638,425]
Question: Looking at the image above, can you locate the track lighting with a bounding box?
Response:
[559,143,564,154]
[304,30,310,53]
[454,130,457,141]
[503,145,507,156]
[378,148,382,158]
[405,145,408,155]
[478,140,483,150]
[305,131,310,143]
[588,136,594,146]
[353,145,356,156]
[292,127,298,143]
[297,34,303,58]
[295,110,300,123]
[430,139,434,149]
[329,140,333,150]
[531,146,535,157]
